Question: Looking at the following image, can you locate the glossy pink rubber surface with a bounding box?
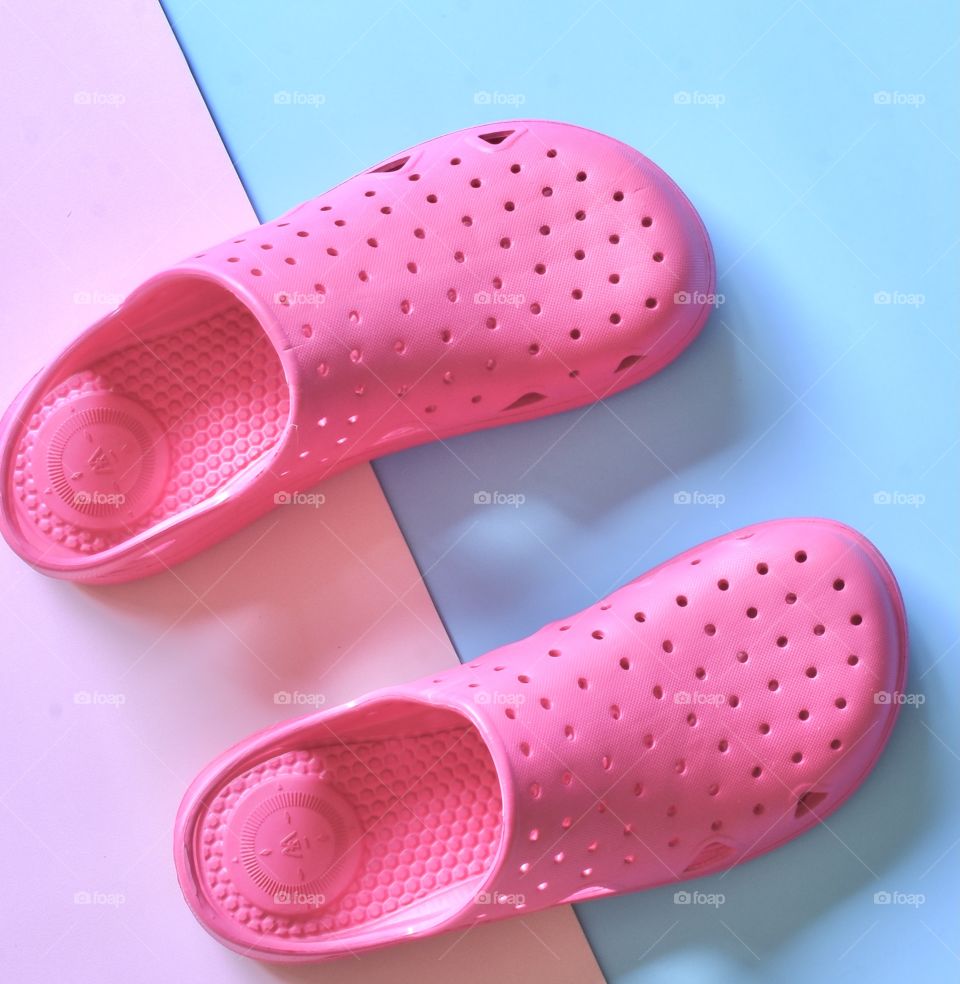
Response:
[175,518,907,962]
[0,120,714,582]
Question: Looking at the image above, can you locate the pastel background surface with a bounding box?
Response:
[160,0,959,981]
[0,1,601,981]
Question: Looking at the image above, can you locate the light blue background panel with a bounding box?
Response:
[163,2,958,980]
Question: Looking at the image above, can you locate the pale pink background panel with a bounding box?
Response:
[0,1,602,981]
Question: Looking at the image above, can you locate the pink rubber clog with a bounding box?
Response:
[175,518,907,962]
[0,120,714,583]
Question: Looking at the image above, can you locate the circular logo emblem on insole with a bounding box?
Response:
[35,392,169,530]
[223,774,364,914]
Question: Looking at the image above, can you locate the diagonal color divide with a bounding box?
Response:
[0,1,603,982]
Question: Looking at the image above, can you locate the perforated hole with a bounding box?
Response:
[502,392,547,412]
[478,129,514,145]
[615,354,643,373]
[795,790,828,817]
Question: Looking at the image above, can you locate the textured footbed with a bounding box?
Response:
[11,305,288,555]
[197,727,501,941]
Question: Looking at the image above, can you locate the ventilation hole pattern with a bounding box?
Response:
[419,520,901,908]
[176,122,710,456]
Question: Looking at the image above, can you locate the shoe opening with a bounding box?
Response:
[2,275,290,564]
[184,699,504,955]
